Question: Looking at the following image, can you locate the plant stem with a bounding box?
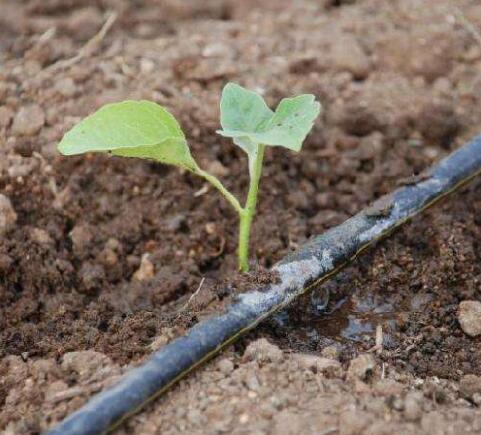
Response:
[238,144,265,272]
[197,169,243,215]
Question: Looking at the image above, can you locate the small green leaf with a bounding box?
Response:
[217,84,320,153]
[218,83,273,136]
[58,100,198,171]
[253,95,320,151]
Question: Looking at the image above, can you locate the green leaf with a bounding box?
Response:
[218,83,273,136]
[254,95,320,151]
[217,83,320,153]
[58,100,198,171]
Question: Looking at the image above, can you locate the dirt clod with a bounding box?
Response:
[243,338,283,364]
[11,104,45,136]
[293,354,343,377]
[61,351,112,381]
[458,301,481,337]
[459,374,481,399]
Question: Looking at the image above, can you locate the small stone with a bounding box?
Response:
[243,338,283,364]
[404,391,423,421]
[244,373,261,392]
[204,160,229,177]
[7,155,38,178]
[347,354,376,381]
[458,301,481,337]
[217,358,234,375]
[473,393,481,406]
[55,77,76,98]
[30,227,54,246]
[294,354,343,378]
[12,104,45,136]
[0,194,17,236]
[61,350,111,381]
[98,247,118,266]
[132,253,155,281]
[459,374,481,399]
[105,238,121,251]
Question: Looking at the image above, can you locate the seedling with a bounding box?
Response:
[58,83,320,272]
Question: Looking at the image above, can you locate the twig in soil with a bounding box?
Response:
[179,277,206,312]
[43,12,117,75]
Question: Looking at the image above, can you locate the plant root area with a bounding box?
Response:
[2,0,481,434]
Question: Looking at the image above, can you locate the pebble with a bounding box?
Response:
[243,338,284,364]
[404,391,423,421]
[204,160,229,177]
[347,354,376,381]
[55,77,76,98]
[458,301,481,337]
[0,194,17,236]
[7,155,38,178]
[217,358,234,375]
[11,104,45,136]
[459,374,481,399]
[61,350,112,381]
[132,253,155,282]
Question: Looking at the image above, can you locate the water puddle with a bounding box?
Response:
[270,279,433,351]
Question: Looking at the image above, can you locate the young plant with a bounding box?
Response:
[58,83,320,272]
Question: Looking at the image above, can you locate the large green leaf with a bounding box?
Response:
[58,100,198,171]
[217,84,320,153]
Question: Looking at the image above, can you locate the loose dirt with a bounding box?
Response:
[2,0,481,433]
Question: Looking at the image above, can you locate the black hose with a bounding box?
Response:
[48,135,481,435]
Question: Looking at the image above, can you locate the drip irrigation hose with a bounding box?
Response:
[49,135,481,435]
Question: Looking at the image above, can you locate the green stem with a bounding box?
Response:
[197,169,243,215]
[238,144,265,272]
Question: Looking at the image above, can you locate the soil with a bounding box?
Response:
[2,0,481,433]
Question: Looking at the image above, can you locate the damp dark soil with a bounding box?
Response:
[2,0,481,433]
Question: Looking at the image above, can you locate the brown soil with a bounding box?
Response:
[2,0,481,433]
